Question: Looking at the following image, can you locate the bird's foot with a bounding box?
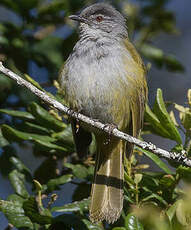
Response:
[102,123,118,145]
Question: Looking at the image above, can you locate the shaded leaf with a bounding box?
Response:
[136,146,172,174]
[46,174,73,192]
[53,124,75,150]
[23,197,53,225]
[64,163,90,179]
[28,102,66,132]
[142,186,168,206]
[24,121,50,135]
[72,182,91,201]
[51,214,91,230]
[0,146,16,176]
[34,157,57,184]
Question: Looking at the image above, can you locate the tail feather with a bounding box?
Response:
[89,137,125,223]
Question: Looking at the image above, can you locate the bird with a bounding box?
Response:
[59,3,148,224]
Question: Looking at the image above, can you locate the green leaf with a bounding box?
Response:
[142,187,168,206]
[144,104,171,138]
[2,124,56,143]
[153,89,182,144]
[24,121,50,135]
[0,109,35,120]
[34,139,68,152]
[1,0,38,15]
[23,197,53,225]
[159,175,175,188]
[125,214,144,230]
[7,194,25,204]
[38,0,69,16]
[140,44,163,66]
[0,128,9,147]
[64,163,90,179]
[0,36,9,45]
[182,111,191,130]
[134,174,143,184]
[46,174,73,192]
[166,200,179,222]
[24,73,44,91]
[164,54,184,72]
[176,166,191,183]
[51,198,89,213]
[8,169,29,198]
[53,124,75,150]
[112,228,126,230]
[188,89,191,107]
[140,44,184,72]
[0,199,33,229]
[32,36,63,70]
[176,199,188,226]
[10,156,30,174]
[9,156,32,182]
[136,146,172,174]
[124,171,135,186]
[82,219,103,230]
[28,102,66,132]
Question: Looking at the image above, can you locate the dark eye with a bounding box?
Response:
[96,15,103,22]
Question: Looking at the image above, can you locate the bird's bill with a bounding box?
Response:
[69,15,87,23]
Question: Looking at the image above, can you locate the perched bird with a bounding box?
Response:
[59,3,147,224]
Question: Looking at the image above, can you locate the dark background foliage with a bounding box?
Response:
[0,0,191,229]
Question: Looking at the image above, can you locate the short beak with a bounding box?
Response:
[69,15,87,23]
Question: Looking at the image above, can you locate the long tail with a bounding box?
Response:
[89,136,125,224]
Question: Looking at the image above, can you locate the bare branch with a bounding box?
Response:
[0,62,190,168]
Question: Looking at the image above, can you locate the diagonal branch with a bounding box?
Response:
[0,62,191,167]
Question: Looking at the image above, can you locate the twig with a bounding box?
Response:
[0,62,191,168]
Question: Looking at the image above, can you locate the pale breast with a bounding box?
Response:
[60,41,133,126]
